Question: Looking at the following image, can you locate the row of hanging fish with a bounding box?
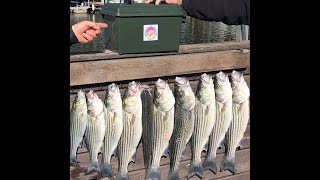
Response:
[70,70,250,180]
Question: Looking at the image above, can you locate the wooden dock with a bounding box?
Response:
[70,41,250,180]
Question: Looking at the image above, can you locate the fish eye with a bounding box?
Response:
[156,92,161,97]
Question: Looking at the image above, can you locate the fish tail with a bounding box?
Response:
[202,156,217,174]
[188,162,203,179]
[220,156,236,174]
[99,163,113,179]
[145,167,161,180]
[168,169,179,180]
[237,138,244,150]
[86,161,100,174]
[162,147,170,158]
[70,155,77,166]
[116,173,129,180]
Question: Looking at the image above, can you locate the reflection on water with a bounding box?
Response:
[70,13,237,54]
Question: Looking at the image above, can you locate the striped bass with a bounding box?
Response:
[203,71,233,174]
[70,90,88,165]
[221,70,250,174]
[188,73,216,179]
[84,90,106,174]
[145,79,175,180]
[168,77,195,180]
[116,81,144,180]
[100,83,124,179]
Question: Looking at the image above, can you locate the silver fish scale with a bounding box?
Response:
[118,112,136,173]
[190,101,215,164]
[148,105,174,167]
[102,106,123,164]
[169,107,195,174]
[85,108,106,171]
[207,100,232,156]
[70,97,87,164]
[225,101,249,157]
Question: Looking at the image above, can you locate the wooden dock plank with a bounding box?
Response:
[71,128,250,180]
[70,41,250,62]
[70,50,249,86]
[215,171,250,180]
[71,145,250,180]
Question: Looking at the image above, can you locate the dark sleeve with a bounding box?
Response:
[181,0,250,25]
[70,27,79,45]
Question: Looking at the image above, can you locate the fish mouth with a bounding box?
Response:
[200,73,211,85]
[128,81,138,95]
[216,71,226,81]
[175,77,188,86]
[107,83,118,97]
[85,89,95,99]
[77,89,85,98]
[156,78,166,91]
[108,83,116,91]
[231,70,241,80]
[200,73,208,80]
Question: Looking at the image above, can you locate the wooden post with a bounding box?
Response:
[236,25,242,41]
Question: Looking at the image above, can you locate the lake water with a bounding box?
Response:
[70,13,238,54]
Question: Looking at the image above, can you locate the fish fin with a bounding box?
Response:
[99,163,113,179]
[181,148,187,158]
[113,111,118,124]
[237,138,244,150]
[238,102,245,111]
[220,156,236,174]
[168,169,179,180]
[202,156,217,174]
[188,162,204,179]
[202,141,208,152]
[70,156,77,166]
[81,138,88,150]
[86,161,101,174]
[205,105,209,117]
[131,114,136,125]
[145,167,161,180]
[79,139,83,148]
[98,146,103,155]
[218,138,225,149]
[112,147,117,157]
[116,173,129,180]
[221,103,227,113]
[164,111,169,122]
[130,152,137,163]
[162,147,170,158]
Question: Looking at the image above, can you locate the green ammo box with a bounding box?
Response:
[100,3,186,54]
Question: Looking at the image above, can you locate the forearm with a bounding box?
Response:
[70,27,79,45]
[181,0,250,25]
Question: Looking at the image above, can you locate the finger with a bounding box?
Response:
[83,21,101,30]
[86,28,101,34]
[85,30,98,38]
[95,29,101,34]
[95,23,108,28]
[79,37,89,43]
[146,0,154,4]
[82,33,94,41]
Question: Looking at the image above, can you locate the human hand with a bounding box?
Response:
[72,21,108,43]
[146,0,182,6]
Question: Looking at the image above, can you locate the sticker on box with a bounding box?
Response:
[143,24,158,41]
